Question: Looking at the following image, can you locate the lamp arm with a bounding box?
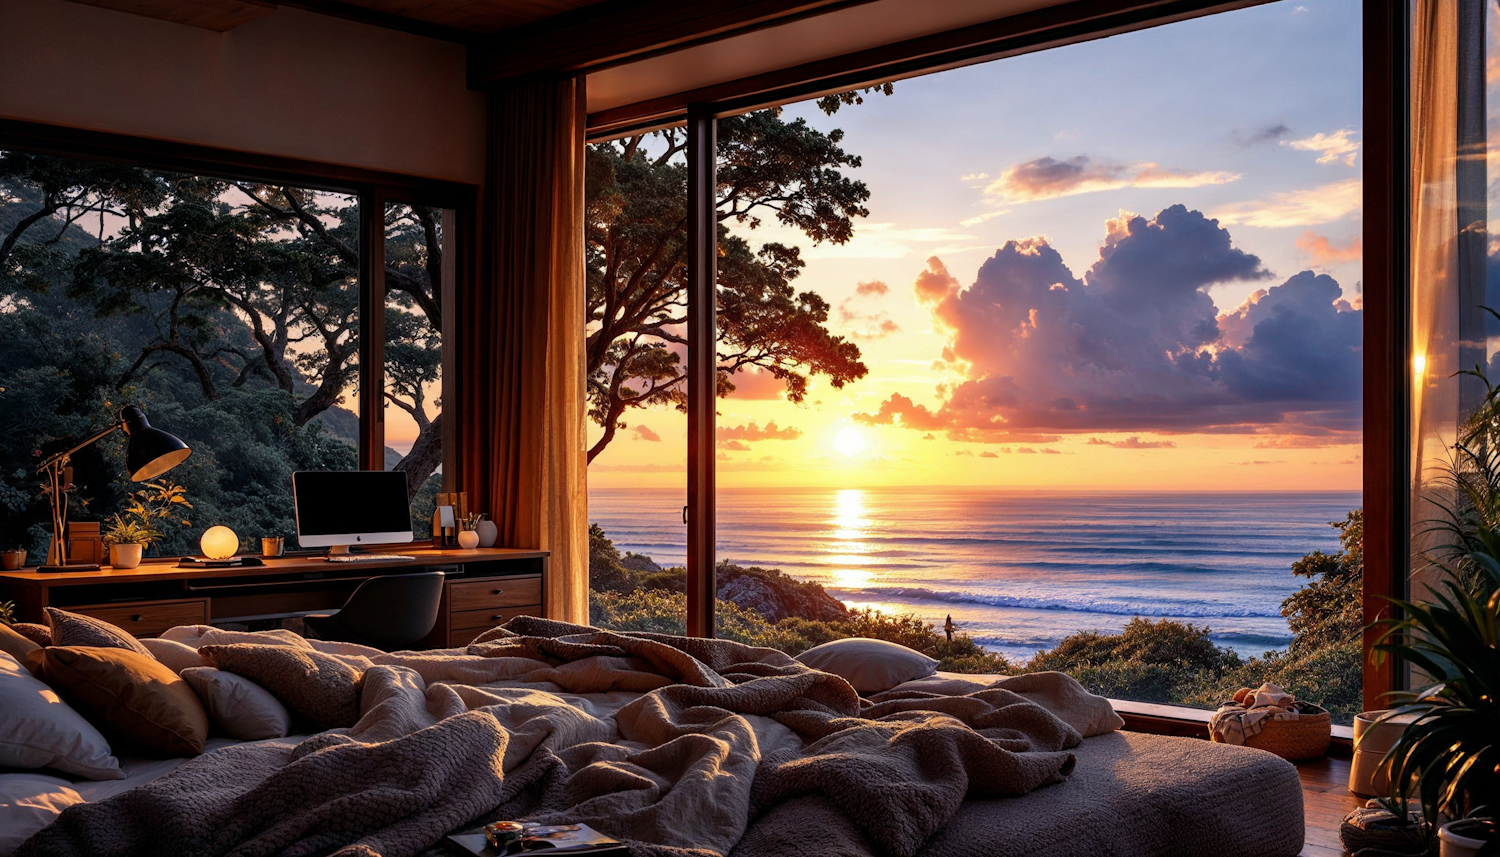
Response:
[35,421,124,474]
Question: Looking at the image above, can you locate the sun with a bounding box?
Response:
[832,427,867,457]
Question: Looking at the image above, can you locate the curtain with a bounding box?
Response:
[1409,0,1487,586]
[457,75,588,624]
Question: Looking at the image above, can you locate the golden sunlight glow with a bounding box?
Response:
[1413,353,1426,378]
[832,427,867,457]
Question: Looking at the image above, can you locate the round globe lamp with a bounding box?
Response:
[200,526,239,560]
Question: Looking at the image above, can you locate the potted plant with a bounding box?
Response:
[0,547,25,570]
[101,481,192,569]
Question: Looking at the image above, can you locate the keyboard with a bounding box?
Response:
[324,553,416,563]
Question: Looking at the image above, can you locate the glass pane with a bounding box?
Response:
[713,0,1363,722]
[586,129,689,634]
[0,153,360,560]
[383,203,448,534]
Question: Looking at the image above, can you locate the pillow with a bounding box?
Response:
[794,638,938,695]
[197,628,313,649]
[0,773,85,856]
[0,651,122,780]
[0,624,42,678]
[200,644,362,729]
[181,667,291,740]
[140,638,208,675]
[44,608,152,658]
[42,646,208,758]
[9,623,52,648]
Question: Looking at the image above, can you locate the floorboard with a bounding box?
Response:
[1298,756,1364,857]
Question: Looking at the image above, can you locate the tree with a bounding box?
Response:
[584,98,884,461]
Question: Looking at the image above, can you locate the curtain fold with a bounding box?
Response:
[458,75,587,624]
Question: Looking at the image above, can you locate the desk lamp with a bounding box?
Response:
[36,406,192,573]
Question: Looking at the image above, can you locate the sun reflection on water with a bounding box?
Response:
[827,489,875,590]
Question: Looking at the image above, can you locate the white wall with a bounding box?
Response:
[0,0,486,185]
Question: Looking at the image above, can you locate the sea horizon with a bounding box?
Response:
[588,486,1361,662]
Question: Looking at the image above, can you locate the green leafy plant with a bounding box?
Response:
[101,480,191,549]
[0,600,14,625]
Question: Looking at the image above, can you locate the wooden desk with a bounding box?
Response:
[0,547,549,648]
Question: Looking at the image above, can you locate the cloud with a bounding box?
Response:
[979,451,999,458]
[630,425,662,442]
[718,421,802,441]
[1213,178,1362,228]
[1039,447,1062,454]
[984,156,1239,204]
[1087,436,1178,448]
[855,280,889,296]
[1251,436,1354,449]
[1283,129,1360,166]
[959,208,1012,227]
[1296,231,1362,265]
[718,440,751,451]
[1232,124,1291,146]
[956,450,974,456]
[851,319,901,340]
[960,172,990,181]
[855,205,1361,441]
[922,433,936,440]
[803,223,976,260]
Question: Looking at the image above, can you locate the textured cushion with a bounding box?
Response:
[139,638,208,675]
[45,608,152,658]
[0,624,42,677]
[0,652,122,780]
[0,772,85,856]
[794,637,939,694]
[9,623,52,648]
[200,644,362,729]
[42,647,208,758]
[181,667,291,740]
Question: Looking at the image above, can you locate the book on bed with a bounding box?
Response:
[445,822,628,856]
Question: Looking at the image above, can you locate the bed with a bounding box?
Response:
[0,617,1305,857]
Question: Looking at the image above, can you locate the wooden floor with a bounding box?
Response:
[1298,755,1364,856]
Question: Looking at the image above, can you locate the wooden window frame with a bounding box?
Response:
[0,117,478,496]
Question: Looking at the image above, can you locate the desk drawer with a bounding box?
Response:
[69,598,209,638]
[449,576,542,612]
[451,605,543,633]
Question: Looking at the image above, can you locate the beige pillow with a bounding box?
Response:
[0,623,43,677]
[140,637,208,674]
[0,651,122,780]
[42,646,209,758]
[10,623,53,647]
[200,644,362,729]
[45,608,153,658]
[794,638,938,695]
[181,667,292,740]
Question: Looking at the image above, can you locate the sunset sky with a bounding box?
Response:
[587,0,1365,491]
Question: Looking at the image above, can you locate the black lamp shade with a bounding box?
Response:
[120,406,191,481]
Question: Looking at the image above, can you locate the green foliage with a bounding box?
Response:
[101,480,191,548]
[0,600,13,625]
[1028,618,1243,703]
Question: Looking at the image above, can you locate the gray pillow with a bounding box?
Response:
[45,607,153,658]
[795,638,938,694]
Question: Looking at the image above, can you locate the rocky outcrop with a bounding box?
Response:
[620,553,662,576]
[716,564,849,623]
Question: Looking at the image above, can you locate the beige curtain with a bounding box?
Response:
[457,75,588,623]
[1409,0,1487,586]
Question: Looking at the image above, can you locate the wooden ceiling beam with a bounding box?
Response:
[468,0,881,88]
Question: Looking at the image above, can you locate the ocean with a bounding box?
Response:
[587,487,1360,661]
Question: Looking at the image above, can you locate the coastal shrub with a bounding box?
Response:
[1026,618,1242,703]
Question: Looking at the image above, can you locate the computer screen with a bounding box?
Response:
[292,471,414,548]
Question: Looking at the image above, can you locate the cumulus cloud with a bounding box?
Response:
[718,440,751,451]
[1087,436,1178,449]
[1283,129,1361,166]
[1213,178,1361,227]
[984,156,1240,204]
[856,280,890,296]
[855,205,1361,441]
[838,283,902,339]
[631,425,662,442]
[1296,232,1362,265]
[718,421,802,441]
[979,451,999,458]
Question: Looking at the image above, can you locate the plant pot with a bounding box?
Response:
[475,519,498,548]
[457,530,480,550]
[0,549,24,570]
[1440,819,1498,857]
[109,543,143,569]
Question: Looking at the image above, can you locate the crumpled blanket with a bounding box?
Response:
[20,617,1112,857]
[1209,682,1301,745]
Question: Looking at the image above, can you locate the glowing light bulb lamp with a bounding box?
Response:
[200,526,239,560]
[36,406,191,573]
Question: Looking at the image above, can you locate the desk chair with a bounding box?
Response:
[303,571,445,650]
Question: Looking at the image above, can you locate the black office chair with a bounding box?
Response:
[303,571,445,650]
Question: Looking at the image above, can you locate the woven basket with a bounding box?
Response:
[1212,703,1331,761]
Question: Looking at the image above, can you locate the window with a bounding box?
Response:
[589,0,1365,722]
[0,144,465,558]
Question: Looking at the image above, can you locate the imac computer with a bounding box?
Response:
[292,471,415,557]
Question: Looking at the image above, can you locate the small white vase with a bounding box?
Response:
[1440,820,1497,857]
[457,530,480,550]
[475,519,498,548]
[109,543,143,569]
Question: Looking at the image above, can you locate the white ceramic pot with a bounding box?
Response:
[1440,819,1497,857]
[475,520,498,548]
[109,543,143,569]
[457,530,480,550]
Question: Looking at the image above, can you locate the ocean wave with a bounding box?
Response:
[832,585,1284,619]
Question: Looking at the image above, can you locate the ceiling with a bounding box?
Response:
[62,0,613,35]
